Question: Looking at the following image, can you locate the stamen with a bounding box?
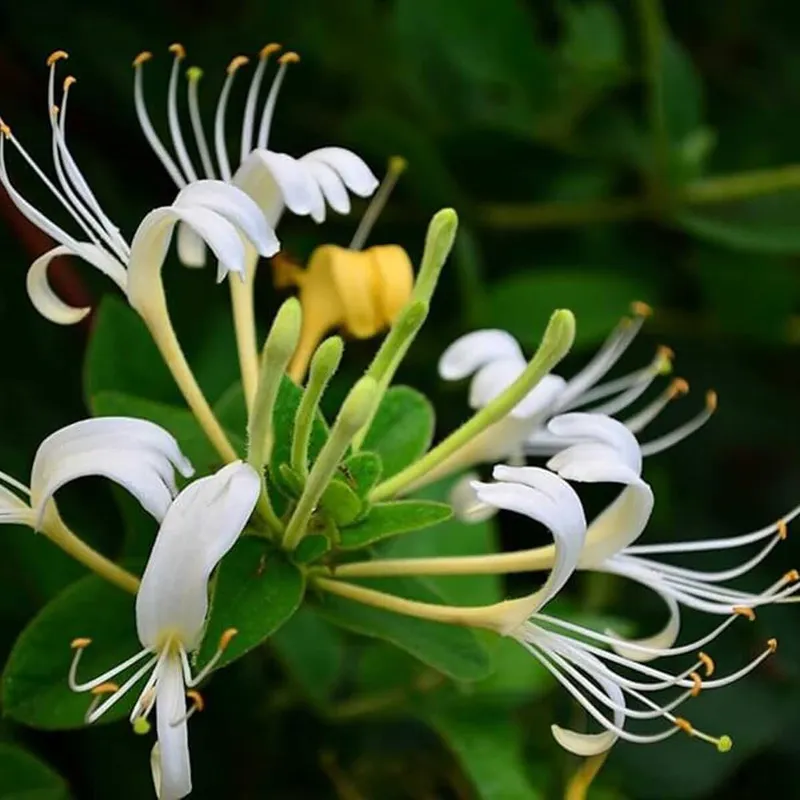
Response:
[669,378,689,398]
[256,51,299,149]
[71,637,92,649]
[46,50,69,66]
[185,66,215,178]
[85,681,120,720]
[768,637,778,653]
[170,690,205,727]
[167,43,198,182]
[778,519,789,540]
[733,606,756,621]
[624,377,688,434]
[689,672,702,697]
[133,51,152,67]
[240,43,282,161]
[213,57,249,180]
[639,390,717,456]
[672,717,732,751]
[631,301,652,317]
[69,640,152,693]
[349,155,407,250]
[698,652,715,677]
[0,119,10,137]
[168,42,186,59]
[785,570,799,583]
[133,715,151,735]
[182,628,238,687]
[86,654,159,724]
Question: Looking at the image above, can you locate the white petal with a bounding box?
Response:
[302,147,378,197]
[438,330,524,381]
[469,359,524,409]
[449,473,498,523]
[153,655,191,800]
[547,413,642,474]
[30,417,193,527]
[302,158,352,215]
[175,179,279,258]
[176,223,207,268]
[135,462,260,650]
[27,243,127,325]
[510,374,567,420]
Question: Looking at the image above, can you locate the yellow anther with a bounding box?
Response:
[784,569,799,583]
[186,690,205,712]
[777,519,788,540]
[717,735,733,753]
[689,672,703,697]
[133,51,153,67]
[631,300,652,317]
[657,345,675,362]
[279,51,300,65]
[71,637,92,650]
[219,627,238,651]
[388,155,408,175]
[90,682,119,696]
[698,651,715,677]
[733,605,756,621]
[186,66,203,82]
[132,716,151,735]
[63,75,76,91]
[260,43,282,59]
[168,43,186,59]
[674,717,694,735]
[0,119,11,138]
[767,638,778,653]
[668,378,690,399]
[706,390,718,412]
[227,55,249,74]
[47,50,69,66]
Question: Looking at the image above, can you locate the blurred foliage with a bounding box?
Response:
[0,0,799,798]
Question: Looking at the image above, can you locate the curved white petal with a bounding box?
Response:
[469,359,524,409]
[176,223,207,268]
[302,159,352,215]
[449,473,498,523]
[136,462,260,651]
[27,243,127,325]
[302,147,378,197]
[511,374,567,420]
[175,180,279,258]
[547,413,642,474]
[30,417,193,527]
[438,330,524,381]
[153,655,191,800]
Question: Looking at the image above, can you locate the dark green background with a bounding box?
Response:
[0,1,798,798]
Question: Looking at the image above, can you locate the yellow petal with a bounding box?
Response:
[368,244,414,327]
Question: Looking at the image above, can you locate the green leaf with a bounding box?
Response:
[292,535,331,565]
[339,500,452,551]
[271,607,344,707]
[316,576,491,681]
[341,451,383,498]
[84,296,177,406]
[0,743,71,799]
[2,573,139,730]
[659,36,704,144]
[362,386,434,478]
[91,391,238,477]
[485,270,653,350]
[561,1,625,78]
[197,538,304,670]
[426,707,544,800]
[213,382,248,440]
[319,479,364,526]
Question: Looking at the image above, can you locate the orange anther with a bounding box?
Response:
[133,51,153,67]
[168,43,186,59]
[784,569,799,583]
[631,301,652,317]
[669,378,690,399]
[227,55,249,74]
[777,519,788,540]
[63,75,77,90]
[698,652,715,677]
[0,119,12,137]
[260,43,282,59]
[767,638,778,653]
[689,672,702,697]
[186,690,205,712]
[674,717,694,735]
[733,606,756,621]
[657,345,675,361]
[706,390,718,412]
[219,628,238,651]
[278,51,300,65]
[47,50,69,66]
[90,682,119,696]
[71,637,92,649]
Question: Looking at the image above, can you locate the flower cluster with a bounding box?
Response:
[0,44,795,800]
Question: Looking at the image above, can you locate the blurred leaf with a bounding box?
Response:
[339,500,453,550]
[560,1,625,78]
[3,573,138,729]
[0,743,71,800]
[660,35,705,143]
[316,576,491,681]
[427,707,544,799]
[467,635,551,704]
[212,382,247,437]
[362,386,434,478]
[197,538,304,670]
[484,270,652,350]
[271,607,345,707]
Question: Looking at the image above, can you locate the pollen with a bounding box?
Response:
[168,43,186,59]
[767,638,778,653]
[785,569,799,583]
[778,519,789,540]
[706,390,718,412]
[187,690,205,712]
[733,606,756,621]
[698,651,715,677]
[674,717,694,735]
[71,637,92,650]
[279,51,301,65]
[260,43,282,59]
[132,716,151,735]
[133,51,153,67]
[63,76,76,91]
[669,378,690,399]
[219,627,238,651]
[689,671,703,697]
[227,55,249,74]
[631,300,652,317]
[46,50,69,66]
[90,682,119,696]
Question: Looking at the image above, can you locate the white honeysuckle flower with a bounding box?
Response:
[0,417,193,531]
[0,51,277,326]
[69,461,260,800]
[472,464,774,757]
[133,43,378,267]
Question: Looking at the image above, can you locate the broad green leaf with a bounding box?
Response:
[0,743,71,800]
[197,538,304,670]
[316,576,491,681]
[485,270,653,350]
[362,386,434,478]
[341,451,383,497]
[271,607,345,707]
[91,391,238,477]
[319,478,364,526]
[2,573,139,729]
[427,707,544,800]
[292,535,331,565]
[339,500,452,551]
[84,296,177,406]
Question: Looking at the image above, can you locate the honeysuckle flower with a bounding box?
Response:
[133,43,378,266]
[0,51,277,327]
[69,461,260,800]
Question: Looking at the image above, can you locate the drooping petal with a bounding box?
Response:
[511,374,567,420]
[301,147,378,197]
[153,655,191,800]
[468,359,524,409]
[438,329,524,381]
[301,158,352,215]
[30,417,193,528]
[135,461,260,651]
[547,413,642,474]
[175,223,207,268]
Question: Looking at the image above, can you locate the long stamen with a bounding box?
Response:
[166,44,198,183]
[86,653,160,723]
[240,43,281,161]
[133,51,187,188]
[183,628,238,687]
[256,51,298,149]
[0,469,31,496]
[185,67,216,178]
[170,690,205,727]
[349,155,407,250]
[625,378,689,434]
[68,638,152,692]
[640,390,717,456]
[214,56,249,180]
[85,682,119,720]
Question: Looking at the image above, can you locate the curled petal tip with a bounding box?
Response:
[260,42,282,59]
[168,43,186,59]
[133,51,153,67]
[278,51,300,64]
[47,50,69,66]
[227,55,249,74]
